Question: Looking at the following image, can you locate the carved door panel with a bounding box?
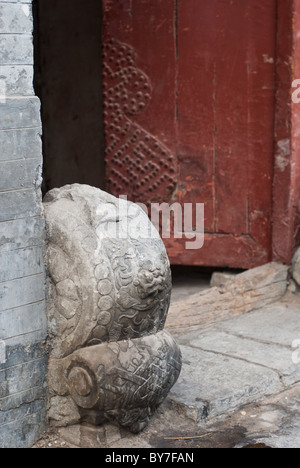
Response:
[102,0,277,268]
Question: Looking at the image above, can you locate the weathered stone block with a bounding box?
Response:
[0,247,43,283]
[0,274,45,312]
[0,217,44,252]
[0,385,45,412]
[0,159,42,193]
[0,407,46,448]
[0,358,46,399]
[0,341,46,373]
[167,262,288,330]
[0,302,46,341]
[0,3,45,447]
[0,97,41,130]
[210,271,237,288]
[0,341,5,364]
[0,35,33,65]
[0,399,44,428]
[0,3,32,34]
[44,184,182,433]
[0,66,34,96]
[0,128,42,162]
[47,396,80,428]
[169,345,283,422]
[0,189,41,222]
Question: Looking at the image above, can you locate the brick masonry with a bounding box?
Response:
[0,1,47,448]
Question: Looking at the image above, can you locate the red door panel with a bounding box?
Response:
[102,0,277,269]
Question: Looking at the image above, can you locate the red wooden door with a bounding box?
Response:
[102,0,277,269]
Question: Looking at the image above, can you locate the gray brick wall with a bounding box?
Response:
[0,0,47,448]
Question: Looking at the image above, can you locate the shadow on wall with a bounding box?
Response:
[32,0,106,195]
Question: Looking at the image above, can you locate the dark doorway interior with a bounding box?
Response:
[33,0,106,195]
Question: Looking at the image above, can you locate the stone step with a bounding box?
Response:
[168,299,300,422]
[167,262,289,332]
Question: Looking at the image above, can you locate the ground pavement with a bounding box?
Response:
[34,289,300,449]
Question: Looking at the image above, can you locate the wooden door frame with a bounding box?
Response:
[272,0,300,264]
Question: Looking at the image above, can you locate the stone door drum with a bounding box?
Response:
[102,0,277,269]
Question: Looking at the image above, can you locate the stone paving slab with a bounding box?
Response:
[169,346,284,421]
[168,299,300,422]
[184,330,300,387]
[218,302,300,347]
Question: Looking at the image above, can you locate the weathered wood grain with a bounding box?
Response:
[166,262,288,331]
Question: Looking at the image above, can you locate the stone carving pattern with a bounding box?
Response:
[89,238,172,346]
[44,185,181,432]
[64,332,182,433]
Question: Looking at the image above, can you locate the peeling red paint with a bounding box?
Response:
[102,0,299,267]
